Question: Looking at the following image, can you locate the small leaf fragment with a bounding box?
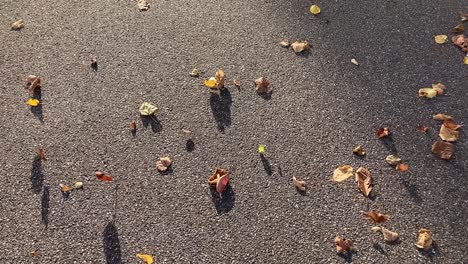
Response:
[215,68,225,89]
[416,228,433,250]
[364,211,389,223]
[433,113,453,121]
[139,102,158,116]
[396,163,409,172]
[27,98,40,106]
[434,35,448,44]
[439,124,459,142]
[74,181,83,189]
[418,88,438,98]
[335,236,353,254]
[351,58,359,65]
[37,148,46,161]
[255,76,270,93]
[31,251,39,257]
[377,127,390,138]
[450,23,464,33]
[292,176,306,192]
[385,155,401,165]
[291,41,310,53]
[189,68,200,77]
[233,79,241,87]
[352,146,366,156]
[26,75,41,94]
[310,5,321,15]
[417,124,429,133]
[11,19,25,30]
[137,0,150,11]
[279,40,290,47]
[375,227,399,242]
[204,77,217,88]
[136,254,154,264]
[443,119,461,130]
[332,165,353,182]
[59,184,72,193]
[355,166,373,197]
[464,56,468,65]
[208,168,230,194]
[460,13,468,22]
[431,141,455,160]
[432,83,446,95]
[452,34,468,52]
[156,157,172,172]
[258,144,266,154]
[96,171,113,182]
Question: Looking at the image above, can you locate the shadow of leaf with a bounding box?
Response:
[210,89,232,132]
[141,116,162,133]
[103,222,122,264]
[260,154,272,176]
[31,155,44,194]
[210,184,235,214]
[41,185,50,229]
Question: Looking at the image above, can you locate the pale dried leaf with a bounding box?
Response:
[74,182,83,189]
[156,157,172,172]
[418,88,438,98]
[461,13,468,22]
[11,19,25,30]
[332,165,353,182]
[416,228,433,250]
[439,124,459,142]
[215,68,225,89]
[380,227,399,242]
[255,76,270,93]
[431,141,455,160]
[352,146,366,156]
[385,155,401,165]
[137,0,150,11]
[291,41,310,53]
[364,211,389,223]
[189,68,200,77]
[279,40,290,47]
[351,58,359,65]
[292,176,306,191]
[433,113,453,121]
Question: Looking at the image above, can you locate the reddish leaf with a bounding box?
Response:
[208,168,230,195]
[417,125,429,133]
[216,173,230,194]
[96,171,113,182]
[377,127,390,138]
[130,120,136,130]
[364,211,389,223]
[443,119,461,130]
[396,163,409,172]
[37,148,46,161]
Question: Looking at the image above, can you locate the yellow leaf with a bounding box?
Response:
[26,98,40,106]
[464,56,468,65]
[310,5,321,15]
[136,254,153,264]
[258,144,265,154]
[434,35,447,44]
[332,165,353,182]
[418,88,437,98]
[204,77,217,88]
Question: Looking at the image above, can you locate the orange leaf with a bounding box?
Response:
[377,127,390,138]
[60,184,72,192]
[335,236,353,254]
[37,148,46,161]
[130,120,136,130]
[364,211,389,223]
[416,228,433,250]
[443,119,461,130]
[96,171,113,182]
[396,163,409,172]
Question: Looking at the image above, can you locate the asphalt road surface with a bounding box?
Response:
[1,0,468,263]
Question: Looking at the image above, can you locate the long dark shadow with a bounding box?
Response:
[31,155,44,194]
[103,221,122,264]
[41,185,50,229]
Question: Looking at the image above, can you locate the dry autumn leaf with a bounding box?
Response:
[208,168,230,195]
[189,68,200,77]
[130,120,136,130]
[377,127,390,138]
[418,88,438,98]
[432,83,446,95]
[451,24,464,33]
[204,69,225,92]
[74,181,83,189]
[335,236,353,254]
[464,56,468,65]
[139,102,158,116]
[432,141,455,160]
[310,5,321,15]
[452,34,468,52]
[433,113,453,121]
[396,163,409,172]
[417,124,429,133]
[434,35,448,44]
[31,251,39,257]
[353,146,366,156]
[364,211,389,223]
[351,58,359,65]
[37,148,46,161]
[372,226,399,242]
[136,254,153,264]
[255,76,270,93]
[385,155,401,165]
[215,68,225,89]
[26,75,41,94]
[439,124,459,142]
[416,228,433,250]
[96,171,113,182]
[332,165,353,182]
[279,40,290,47]
[355,166,372,197]
[137,0,150,11]
[443,119,461,130]
[156,157,172,172]
[11,19,25,30]
[291,41,310,53]
[292,176,306,192]
[233,79,241,87]
[26,98,40,107]
[59,184,72,193]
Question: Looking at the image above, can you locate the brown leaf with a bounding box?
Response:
[452,34,468,52]
[279,40,290,47]
[129,120,136,130]
[335,236,353,254]
[255,76,270,93]
[11,19,25,30]
[352,146,366,156]
[291,41,310,53]
[396,163,409,172]
[156,157,172,172]
[416,228,433,250]
[292,176,306,191]
[372,226,399,242]
[377,127,390,138]
[433,113,453,121]
[432,83,446,95]
[26,75,41,94]
[332,165,353,182]
[215,68,225,89]
[443,119,461,130]
[37,148,46,161]
[450,23,464,33]
[59,184,72,192]
[96,171,113,182]
[431,141,455,160]
[461,13,468,22]
[355,166,372,197]
[417,124,429,133]
[364,211,389,223]
[208,168,230,194]
[31,251,39,257]
[439,124,459,142]
[233,79,241,87]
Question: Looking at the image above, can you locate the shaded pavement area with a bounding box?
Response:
[1,0,467,263]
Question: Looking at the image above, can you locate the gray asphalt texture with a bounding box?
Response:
[1,0,468,263]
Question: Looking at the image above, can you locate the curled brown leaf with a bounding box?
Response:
[450,24,464,33]
[96,171,113,182]
[26,75,41,94]
[431,141,455,160]
[355,166,372,197]
[37,148,46,161]
[372,226,399,242]
[432,83,446,95]
[443,119,461,130]
[208,168,230,194]
[352,146,366,156]
[335,236,353,254]
[255,76,270,93]
[433,113,453,121]
[364,211,389,223]
[452,34,468,52]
